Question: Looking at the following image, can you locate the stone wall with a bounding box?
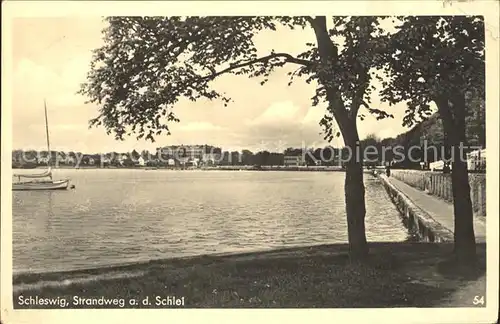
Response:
[378,175,454,242]
[390,170,486,216]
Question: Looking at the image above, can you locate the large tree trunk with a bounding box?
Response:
[437,95,477,263]
[450,97,477,262]
[310,16,369,260]
[451,148,476,262]
[344,129,369,261]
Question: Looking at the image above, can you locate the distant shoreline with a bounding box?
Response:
[12,165,347,172]
[11,165,486,174]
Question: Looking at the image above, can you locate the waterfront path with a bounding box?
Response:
[382,175,486,243]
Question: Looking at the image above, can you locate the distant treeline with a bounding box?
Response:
[11,147,344,167]
[12,98,485,169]
[377,97,485,169]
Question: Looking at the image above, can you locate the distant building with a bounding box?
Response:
[38,156,50,164]
[138,156,146,166]
[188,159,200,168]
[159,145,223,167]
[284,155,305,167]
[118,154,130,166]
[430,160,452,171]
[160,145,204,160]
[202,153,222,165]
[65,156,76,165]
[467,148,486,171]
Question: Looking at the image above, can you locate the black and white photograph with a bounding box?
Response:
[1,1,499,324]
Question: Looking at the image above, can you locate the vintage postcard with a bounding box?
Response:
[1,1,499,324]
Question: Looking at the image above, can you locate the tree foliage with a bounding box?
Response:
[79,16,393,144]
[381,15,485,262]
[380,16,484,128]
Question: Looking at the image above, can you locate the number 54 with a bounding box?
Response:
[473,296,485,305]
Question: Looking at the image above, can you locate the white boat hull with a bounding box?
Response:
[13,179,69,191]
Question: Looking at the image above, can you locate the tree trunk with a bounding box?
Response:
[450,97,477,262]
[344,130,369,261]
[451,147,476,262]
[310,16,368,260]
[437,95,477,263]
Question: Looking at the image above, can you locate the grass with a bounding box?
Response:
[12,242,486,308]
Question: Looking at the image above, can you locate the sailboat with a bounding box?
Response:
[12,100,70,191]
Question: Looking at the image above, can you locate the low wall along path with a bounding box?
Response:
[389,170,486,217]
[377,171,486,243]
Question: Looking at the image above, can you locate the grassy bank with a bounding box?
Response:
[13,242,486,308]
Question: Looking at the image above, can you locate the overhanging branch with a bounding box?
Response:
[201,53,314,81]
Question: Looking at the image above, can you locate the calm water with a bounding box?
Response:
[12,169,408,274]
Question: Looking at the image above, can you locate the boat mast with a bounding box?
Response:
[44,99,52,179]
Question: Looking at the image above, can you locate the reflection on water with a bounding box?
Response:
[12,169,409,273]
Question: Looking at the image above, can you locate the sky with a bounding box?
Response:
[11,17,415,154]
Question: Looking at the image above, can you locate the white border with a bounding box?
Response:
[1,1,499,324]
